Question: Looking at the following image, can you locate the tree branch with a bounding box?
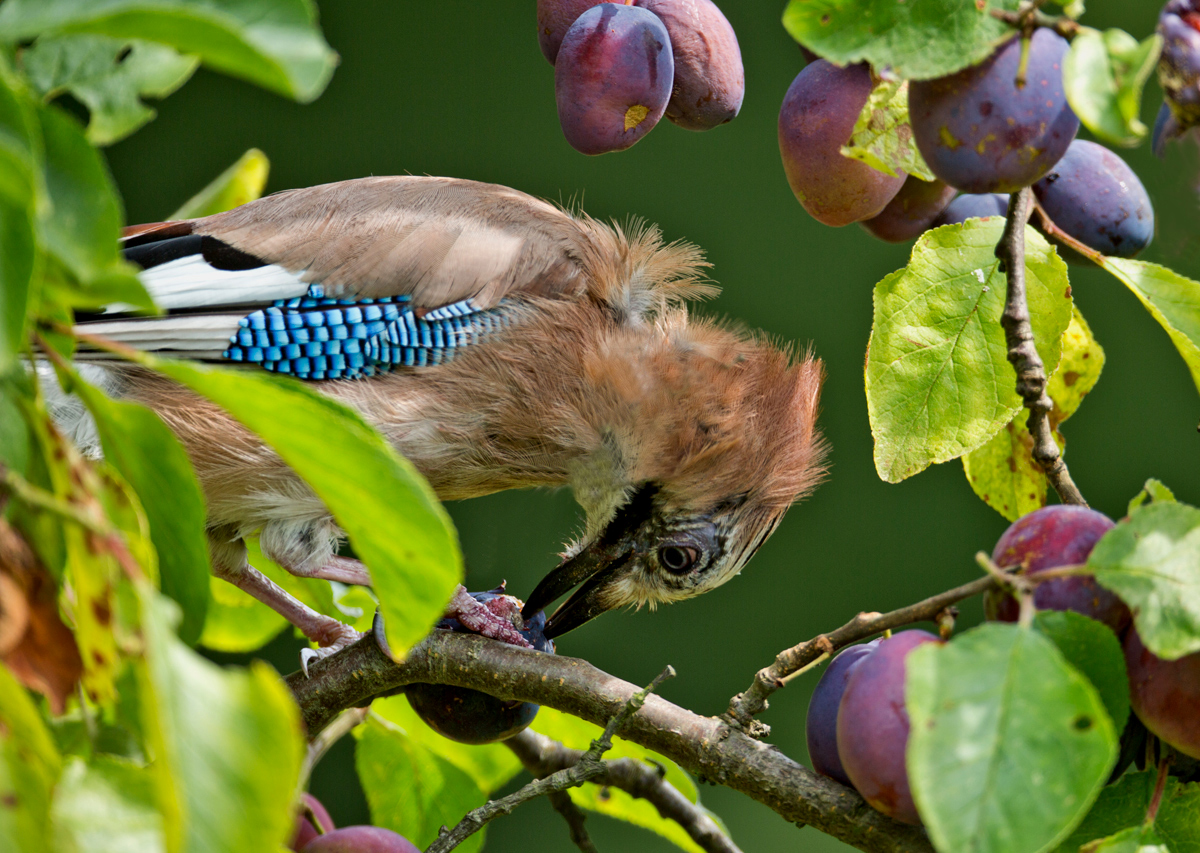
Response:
[721,575,995,736]
[425,668,674,853]
[286,621,934,853]
[996,187,1087,507]
[506,728,741,853]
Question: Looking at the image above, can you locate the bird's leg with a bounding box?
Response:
[446,585,533,649]
[257,519,372,584]
[290,555,372,586]
[216,560,361,651]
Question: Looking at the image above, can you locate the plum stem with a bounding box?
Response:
[424,667,680,853]
[1145,755,1172,825]
[989,6,1080,41]
[995,187,1088,508]
[720,574,996,737]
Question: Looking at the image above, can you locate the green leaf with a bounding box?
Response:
[0,662,61,852]
[964,306,1104,520]
[51,756,165,853]
[0,0,337,104]
[0,71,37,373]
[136,583,303,853]
[1129,479,1177,514]
[65,366,211,645]
[0,63,40,209]
[1064,29,1161,148]
[782,0,1020,81]
[840,79,935,181]
[356,714,488,853]
[170,148,269,219]
[1082,825,1170,853]
[1034,610,1130,733]
[23,34,198,145]
[1102,259,1200,399]
[131,354,462,658]
[866,220,1072,483]
[531,707,728,853]
[1051,771,1200,853]
[1089,502,1200,660]
[372,696,522,795]
[906,623,1117,853]
[36,103,150,308]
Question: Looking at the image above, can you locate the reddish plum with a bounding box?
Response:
[301,826,420,853]
[537,0,599,64]
[861,177,957,242]
[779,61,906,226]
[837,630,942,825]
[985,506,1129,634]
[805,640,880,786]
[555,4,674,155]
[1125,630,1200,759]
[910,30,1078,192]
[291,793,335,851]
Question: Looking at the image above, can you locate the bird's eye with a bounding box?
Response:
[658,545,700,574]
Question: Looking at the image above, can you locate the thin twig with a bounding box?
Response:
[424,668,675,853]
[506,729,741,853]
[721,575,996,736]
[996,187,1087,507]
[546,790,599,853]
[989,7,1080,40]
[296,706,368,797]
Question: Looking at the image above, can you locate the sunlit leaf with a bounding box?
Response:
[1129,478,1177,514]
[1064,29,1161,147]
[170,148,269,220]
[51,755,165,853]
[1034,610,1129,733]
[0,662,61,852]
[840,79,935,181]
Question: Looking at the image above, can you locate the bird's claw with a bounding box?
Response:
[299,623,365,677]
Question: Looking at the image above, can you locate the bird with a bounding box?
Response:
[64,175,826,651]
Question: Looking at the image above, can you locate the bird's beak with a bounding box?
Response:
[522,540,635,639]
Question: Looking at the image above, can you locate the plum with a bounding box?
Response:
[779,61,906,226]
[635,0,743,130]
[1032,140,1154,260]
[301,826,420,853]
[555,4,674,155]
[1125,629,1200,760]
[837,630,941,825]
[861,177,957,242]
[984,506,1129,634]
[537,0,599,64]
[1159,0,1200,137]
[406,596,554,744]
[291,793,335,851]
[805,640,880,786]
[931,192,1009,227]
[910,30,1079,193]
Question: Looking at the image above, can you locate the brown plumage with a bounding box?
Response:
[72,177,825,645]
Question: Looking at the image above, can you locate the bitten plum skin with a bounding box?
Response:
[779,61,906,226]
[1125,630,1200,760]
[555,4,674,155]
[861,177,957,242]
[837,630,942,825]
[1033,140,1154,260]
[985,506,1130,634]
[910,30,1079,193]
[805,640,880,786]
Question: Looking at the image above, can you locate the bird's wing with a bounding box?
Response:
[77,176,598,378]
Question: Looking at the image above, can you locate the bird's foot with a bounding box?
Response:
[299,620,364,677]
[445,585,533,649]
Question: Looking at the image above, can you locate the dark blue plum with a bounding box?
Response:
[779,61,906,226]
[1153,101,1181,158]
[932,193,1009,227]
[910,30,1078,192]
[555,4,674,155]
[1033,140,1154,260]
[837,630,941,825]
[805,640,880,785]
[984,505,1129,634]
[406,593,554,744]
[861,177,957,242]
[1159,1,1200,138]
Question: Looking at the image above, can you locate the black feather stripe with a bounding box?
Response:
[123,234,268,272]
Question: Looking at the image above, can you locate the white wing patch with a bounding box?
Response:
[128,255,309,311]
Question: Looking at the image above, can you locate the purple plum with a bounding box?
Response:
[932,192,1009,227]
[291,793,335,851]
[301,826,420,853]
[1125,629,1200,760]
[805,640,881,785]
[861,177,957,242]
[537,0,599,64]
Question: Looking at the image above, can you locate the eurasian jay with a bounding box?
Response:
[65,176,825,650]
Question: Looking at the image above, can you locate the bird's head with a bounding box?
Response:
[523,313,826,638]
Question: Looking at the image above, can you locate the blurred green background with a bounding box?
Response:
[108,2,1198,850]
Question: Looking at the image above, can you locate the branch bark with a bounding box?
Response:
[996,187,1087,507]
[286,623,934,853]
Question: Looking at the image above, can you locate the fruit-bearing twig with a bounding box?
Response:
[720,575,996,737]
[425,667,675,853]
[505,728,741,853]
[996,186,1087,507]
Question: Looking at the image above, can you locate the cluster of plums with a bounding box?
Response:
[805,504,1200,825]
[290,794,418,852]
[780,31,1155,261]
[405,589,555,744]
[1156,0,1200,152]
[537,0,743,154]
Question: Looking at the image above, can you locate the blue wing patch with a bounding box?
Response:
[223,286,513,379]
